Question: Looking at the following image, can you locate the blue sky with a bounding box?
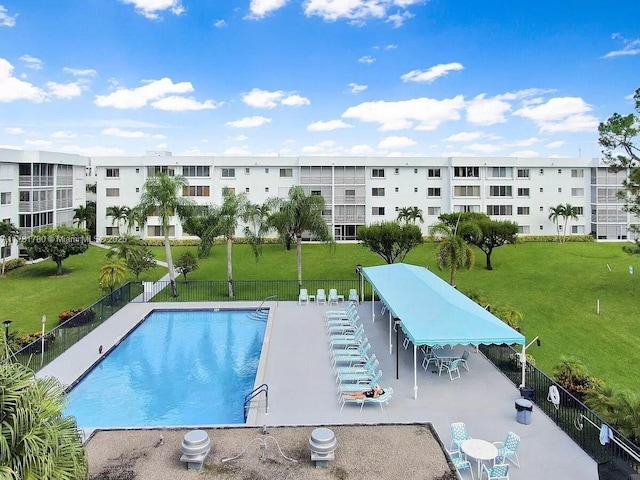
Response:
[0,0,638,158]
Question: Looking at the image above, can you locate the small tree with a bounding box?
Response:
[561,203,579,242]
[357,221,423,264]
[23,226,90,275]
[460,219,518,270]
[548,205,564,242]
[175,251,198,282]
[181,205,221,258]
[397,206,424,224]
[553,356,591,399]
[99,257,127,292]
[0,220,20,276]
[126,247,156,280]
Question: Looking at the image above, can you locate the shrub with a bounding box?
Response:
[553,356,592,399]
[3,258,26,272]
[58,308,96,328]
[11,331,55,354]
[516,234,593,243]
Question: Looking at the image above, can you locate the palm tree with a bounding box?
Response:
[98,257,127,293]
[0,337,88,478]
[0,220,19,276]
[397,206,424,224]
[561,203,579,242]
[218,189,250,298]
[105,234,143,263]
[268,186,333,286]
[72,203,95,230]
[243,202,272,259]
[106,205,130,233]
[181,205,221,258]
[137,173,192,297]
[548,205,563,243]
[430,222,475,286]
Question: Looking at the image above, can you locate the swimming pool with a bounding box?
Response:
[65,309,267,428]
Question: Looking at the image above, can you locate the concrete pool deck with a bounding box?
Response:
[39,300,599,480]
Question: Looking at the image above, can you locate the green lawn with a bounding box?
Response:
[0,246,165,334]
[3,241,639,393]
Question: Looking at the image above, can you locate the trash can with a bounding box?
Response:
[519,386,535,402]
[515,399,533,425]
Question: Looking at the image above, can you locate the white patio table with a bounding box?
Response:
[461,438,498,478]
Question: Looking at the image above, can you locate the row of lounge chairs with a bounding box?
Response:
[299,288,359,306]
[324,303,393,412]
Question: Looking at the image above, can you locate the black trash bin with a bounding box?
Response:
[520,386,535,401]
[515,399,533,425]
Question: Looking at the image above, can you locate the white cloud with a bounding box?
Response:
[248,0,288,18]
[0,58,47,103]
[156,142,168,149]
[25,139,53,148]
[342,96,464,131]
[358,55,376,64]
[242,88,309,108]
[464,143,503,153]
[603,34,640,58]
[377,135,416,149]
[223,145,251,155]
[443,131,486,142]
[120,0,184,20]
[232,134,248,141]
[226,116,271,128]
[465,94,511,125]
[546,140,565,149]
[60,144,126,156]
[213,19,227,28]
[385,44,397,50]
[345,144,375,155]
[513,97,598,132]
[46,81,83,99]
[20,54,43,70]
[4,127,24,135]
[401,62,464,83]
[63,67,98,77]
[307,119,354,131]
[50,131,77,139]
[151,96,218,111]
[348,83,368,94]
[510,150,539,158]
[302,140,338,154]
[386,10,413,27]
[94,78,217,110]
[303,0,421,25]
[0,5,17,27]
[102,127,164,138]
[505,137,539,147]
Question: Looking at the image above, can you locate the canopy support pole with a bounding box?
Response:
[413,344,418,399]
[388,313,392,355]
[371,288,375,323]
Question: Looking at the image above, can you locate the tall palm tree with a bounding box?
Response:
[72,203,95,230]
[561,203,579,242]
[98,257,127,293]
[548,205,563,243]
[268,186,333,286]
[218,189,250,298]
[0,337,88,479]
[397,206,424,224]
[430,222,475,286]
[106,205,130,233]
[137,173,192,297]
[181,205,221,258]
[243,202,272,259]
[0,220,19,276]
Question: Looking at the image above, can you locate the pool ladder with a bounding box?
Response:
[248,295,278,321]
[244,383,268,422]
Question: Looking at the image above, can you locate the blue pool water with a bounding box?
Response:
[65,309,266,428]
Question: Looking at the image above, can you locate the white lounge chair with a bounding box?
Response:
[348,288,359,304]
[328,288,339,306]
[298,288,309,305]
[316,289,327,305]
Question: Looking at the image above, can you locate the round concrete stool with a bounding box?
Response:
[309,428,337,468]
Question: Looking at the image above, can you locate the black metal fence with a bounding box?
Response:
[480,343,640,471]
[130,279,372,303]
[6,282,143,370]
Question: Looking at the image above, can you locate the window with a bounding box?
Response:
[345,189,355,196]
[540,206,544,211]
[182,186,210,197]
[540,225,544,230]
[245,187,250,193]
[221,168,235,178]
[147,166,174,176]
[539,188,544,192]
[1,245,11,258]
[455,205,481,213]
[0,192,11,204]
[372,188,385,196]
[427,187,441,197]
[489,186,513,197]
[372,168,385,178]
[414,168,418,174]
[571,188,584,196]
[427,207,441,216]
[413,187,418,193]
[486,205,513,215]
[147,225,175,237]
[245,168,250,175]
[428,168,441,178]
[517,169,530,178]
[491,167,511,178]
[265,187,269,193]
[518,225,530,234]
[558,188,562,193]
[265,168,269,174]
[135,187,140,193]
[539,169,544,175]
[135,168,140,174]
[558,169,562,174]
[106,188,120,197]
[517,207,530,215]
[279,168,293,178]
[571,169,584,178]
[311,190,321,196]
[223,187,235,195]
[182,166,210,177]
[106,168,119,178]
[105,226,120,236]
[394,168,399,175]
[454,185,480,197]
[572,225,585,234]
[394,187,399,193]
[454,167,479,178]
[517,188,530,197]
[372,207,385,216]
[575,207,584,215]
[395,207,399,212]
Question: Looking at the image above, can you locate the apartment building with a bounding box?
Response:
[0,148,88,261]
[88,151,635,242]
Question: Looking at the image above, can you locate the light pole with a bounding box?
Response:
[3,319,12,340]
[520,336,541,389]
[41,315,46,366]
[356,264,363,303]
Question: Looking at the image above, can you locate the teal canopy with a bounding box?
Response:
[361,263,525,347]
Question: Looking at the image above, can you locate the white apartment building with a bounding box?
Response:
[88,151,635,243]
[0,148,88,261]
